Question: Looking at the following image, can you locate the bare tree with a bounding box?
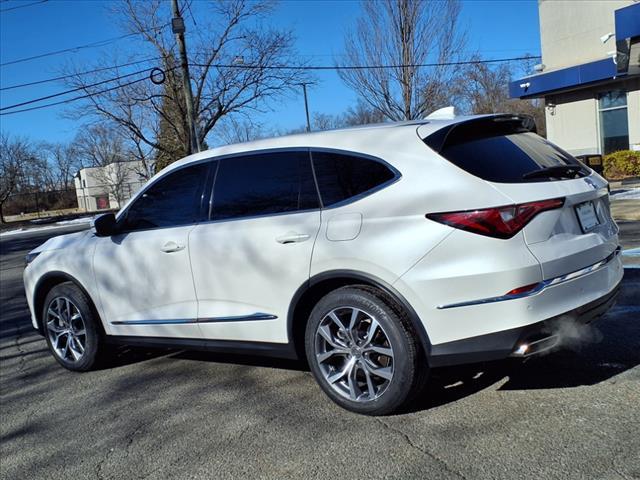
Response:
[343,99,386,126]
[43,142,82,190]
[459,57,546,136]
[71,124,141,207]
[66,0,309,171]
[338,0,466,121]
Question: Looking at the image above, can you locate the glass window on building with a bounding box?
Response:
[598,90,629,154]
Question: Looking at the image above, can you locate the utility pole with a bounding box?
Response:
[171,0,200,154]
[300,83,311,132]
[301,83,311,132]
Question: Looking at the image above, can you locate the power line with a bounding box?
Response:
[0,0,47,13]
[0,55,540,116]
[0,56,159,91]
[189,55,541,71]
[0,26,166,67]
[0,66,158,111]
[0,75,153,116]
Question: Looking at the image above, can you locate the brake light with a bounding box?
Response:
[426,198,565,239]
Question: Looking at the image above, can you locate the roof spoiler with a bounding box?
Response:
[422,114,537,153]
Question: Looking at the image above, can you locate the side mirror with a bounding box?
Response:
[93,213,119,237]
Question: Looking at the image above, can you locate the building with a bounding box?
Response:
[510,1,640,156]
[74,160,147,212]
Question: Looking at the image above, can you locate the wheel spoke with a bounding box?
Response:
[316,348,348,363]
[327,357,355,384]
[361,318,380,347]
[362,363,376,400]
[346,361,360,400]
[68,337,82,361]
[73,335,85,353]
[52,331,66,350]
[366,364,393,381]
[46,319,65,334]
[47,308,61,321]
[65,298,72,321]
[62,339,70,360]
[365,345,393,358]
[318,324,344,349]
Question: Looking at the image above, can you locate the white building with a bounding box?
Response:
[511,1,640,156]
[74,160,147,212]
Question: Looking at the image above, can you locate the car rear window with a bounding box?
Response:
[423,117,589,183]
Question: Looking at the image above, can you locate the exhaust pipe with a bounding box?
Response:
[510,334,560,357]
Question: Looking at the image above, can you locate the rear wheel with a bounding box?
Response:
[42,282,104,371]
[305,286,428,415]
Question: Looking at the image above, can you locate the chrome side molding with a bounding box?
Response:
[438,246,621,310]
[111,312,278,326]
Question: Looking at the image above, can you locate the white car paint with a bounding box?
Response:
[24,116,622,362]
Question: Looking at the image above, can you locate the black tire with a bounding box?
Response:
[305,285,428,415]
[42,282,105,372]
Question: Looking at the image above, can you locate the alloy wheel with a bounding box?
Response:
[46,296,87,363]
[314,306,394,402]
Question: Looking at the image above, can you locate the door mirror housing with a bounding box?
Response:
[93,213,119,237]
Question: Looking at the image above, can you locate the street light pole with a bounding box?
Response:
[171,0,200,154]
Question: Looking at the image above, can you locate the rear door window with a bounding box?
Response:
[212,151,318,221]
[424,118,589,183]
[312,151,397,207]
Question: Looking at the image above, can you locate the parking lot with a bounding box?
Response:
[1,225,639,480]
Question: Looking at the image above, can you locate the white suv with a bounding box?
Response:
[23,114,622,415]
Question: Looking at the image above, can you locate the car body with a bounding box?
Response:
[24,114,623,414]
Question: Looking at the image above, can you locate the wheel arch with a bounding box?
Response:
[287,270,432,360]
[33,271,104,336]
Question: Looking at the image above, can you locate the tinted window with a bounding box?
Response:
[312,152,396,207]
[212,151,318,221]
[123,163,209,231]
[425,118,588,183]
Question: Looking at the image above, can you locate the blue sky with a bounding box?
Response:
[0,0,541,145]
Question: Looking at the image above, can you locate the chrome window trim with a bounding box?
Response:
[437,247,621,310]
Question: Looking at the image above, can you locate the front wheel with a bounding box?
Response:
[42,282,105,371]
[305,286,428,415]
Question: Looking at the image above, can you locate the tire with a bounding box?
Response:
[305,286,428,415]
[42,282,104,372]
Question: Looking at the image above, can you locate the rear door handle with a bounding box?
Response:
[276,233,310,244]
[160,241,185,253]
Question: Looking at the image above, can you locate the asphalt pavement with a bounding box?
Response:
[1,224,639,480]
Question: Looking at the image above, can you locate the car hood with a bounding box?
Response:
[30,230,94,254]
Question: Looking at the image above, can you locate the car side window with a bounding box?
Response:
[122,163,209,231]
[311,151,396,207]
[212,151,318,221]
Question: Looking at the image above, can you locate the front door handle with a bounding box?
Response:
[160,241,185,253]
[276,233,310,244]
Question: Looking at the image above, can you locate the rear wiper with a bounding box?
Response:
[522,165,584,180]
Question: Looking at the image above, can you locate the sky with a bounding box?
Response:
[0,0,541,145]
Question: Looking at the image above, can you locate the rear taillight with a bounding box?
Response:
[426,198,565,239]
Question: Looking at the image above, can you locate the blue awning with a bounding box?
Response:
[510,3,639,99]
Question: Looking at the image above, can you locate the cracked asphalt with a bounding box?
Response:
[1,226,639,480]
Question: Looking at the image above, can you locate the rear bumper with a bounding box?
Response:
[429,281,621,367]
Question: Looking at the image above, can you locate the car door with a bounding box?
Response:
[93,162,211,338]
[189,150,321,343]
